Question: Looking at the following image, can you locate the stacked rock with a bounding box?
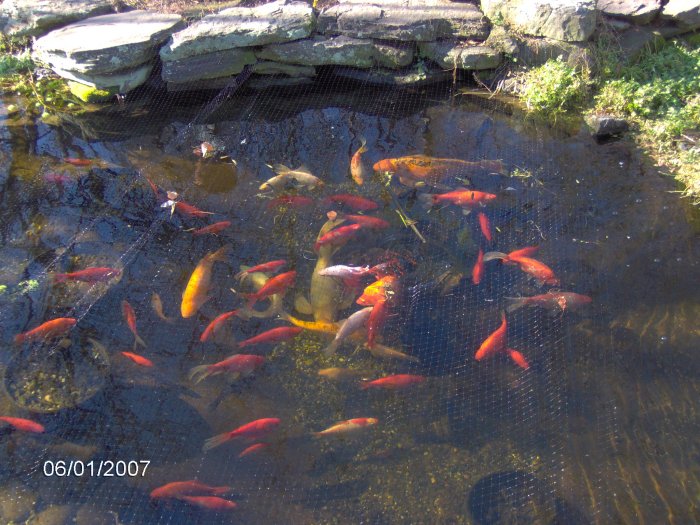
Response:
[33,10,184,102]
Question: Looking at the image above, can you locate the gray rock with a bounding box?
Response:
[167,76,246,92]
[617,25,665,61]
[33,11,184,75]
[661,0,700,29]
[161,1,315,62]
[485,26,590,67]
[481,0,597,42]
[585,113,629,137]
[318,0,489,41]
[597,0,661,24]
[332,63,453,86]
[253,61,317,76]
[248,76,316,90]
[419,41,502,69]
[161,48,256,83]
[0,0,115,37]
[33,505,75,525]
[257,35,411,68]
[54,63,153,92]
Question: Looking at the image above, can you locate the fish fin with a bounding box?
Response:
[212,486,233,496]
[322,340,339,357]
[416,193,436,210]
[294,294,314,315]
[461,208,472,216]
[13,334,24,345]
[134,335,147,348]
[504,297,527,313]
[203,432,231,452]
[188,364,213,385]
[272,164,291,174]
[482,251,508,263]
[209,244,231,262]
[296,164,311,173]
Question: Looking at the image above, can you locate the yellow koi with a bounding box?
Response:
[181,245,230,318]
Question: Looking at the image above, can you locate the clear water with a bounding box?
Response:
[0,80,697,524]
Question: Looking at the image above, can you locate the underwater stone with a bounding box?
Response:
[419,41,502,69]
[318,0,489,41]
[160,1,315,62]
[56,63,153,94]
[161,47,257,83]
[332,63,453,86]
[661,0,700,29]
[0,482,36,522]
[33,11,184,75]
[598,0,662,24]
[0,0,115,37]
[67,81,119,103]
[481,0,596,42]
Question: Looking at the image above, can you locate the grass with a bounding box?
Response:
[516,38,700,203]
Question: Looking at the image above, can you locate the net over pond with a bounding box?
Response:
[0,54,698,525]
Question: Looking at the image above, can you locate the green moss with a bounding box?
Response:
[0,51,34,77]
[67,80,118,103]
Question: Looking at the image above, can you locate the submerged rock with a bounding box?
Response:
[253,61,317,77]
[160,1,315,62]
[332,63,453,86]
[257,35,412,68]
[0,0,115,37]
[481,0,596,42]
[419,41,502,69]
[318,0,489,41]
[33,10,184,75]
[59,63,153,94]
[0,482,36,522]
[598,0,662,24]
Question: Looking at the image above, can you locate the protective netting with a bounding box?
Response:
[0,36,632,525]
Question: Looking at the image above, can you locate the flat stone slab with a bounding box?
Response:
[54,63,153,92]
[160,1,315,62]
[33,11,184,75]
[661,0,700,29]
[257,35,413,68]
[419,41,502,69]
[161,48,256,83]
[0,0,115,37]
[332,63,453,86]
[598,0,662,24]
[317,0,489,41]
[481,0,596,42]
[252,61,317,76]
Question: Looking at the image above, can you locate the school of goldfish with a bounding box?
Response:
[4,146,591,514]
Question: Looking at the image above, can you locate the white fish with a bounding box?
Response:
[322,307,373,356]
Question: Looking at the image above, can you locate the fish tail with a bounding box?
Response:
[13,334,25,345]
[212,486,233,496]
[358,381,372,390]
[272,164,291,175]
[203,432,232,452]
[482,251,508,263]
[135,334,147,348]
[53,273,67,283]
[417,193,437,210]
[322,340,339,357]
[504,297,527,313]
[189,365,215,385]
[210,244,231,262]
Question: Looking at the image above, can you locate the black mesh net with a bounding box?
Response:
[2,21,696,525]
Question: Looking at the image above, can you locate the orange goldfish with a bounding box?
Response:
[323,194,378,211]
[203,418,281,452]
[357,275,397,306]
[237,326,302,348]
[14,317,77,344]
[374,155,504,187]
[53,267,120,283]
[190,221,231,236]
[350,139,368,185]
[483,248,558,285]
[181,245,230,318]
[238,442,268,458]
[241,270,296,308]
[360,374,425,390]
[0,416,45,433]
[472,249,484,285]
[474,313,529,369]
[189,354,265,384]
[418,189,497,210]
[318,368,369,381]
[180,496,237,510]
[121,351,153,367]
[174,201,215,218]
[477,212,492,242]
[151,292,175,323]
[366,299,389,348]
[200,310,240,342]
[314,417,378,437]
[150,480,231,500]
[313,223,363,252]
[121,300,146,348]
[234,260,286,280]
[505,292,592,313]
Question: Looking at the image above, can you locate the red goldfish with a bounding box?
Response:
[180,496,237,510]
[44,172,73,185]
[150,480,231,500]
[64,157,92,166]
[53,267,121,283]
[122,300,146,348]
[484,246,539,264]
[241,270,296,307]
[419,189,496,209]
[323,194,378,211]
[483,248,558,286]
[238,443,268,458]
[151,292,175,324]
[314,223,363,252]
[174,201,215,218]
[14,317,77,344]
[189,354,265,384]
[474,313,529,369]
[121,351,153,367]
[350,139,368,185]
[203,418,281,451]
[267,195,314,209]
[200,310,240,343]
[367,299,389,348]
[235,260,287,280]
[238,326,302,349]
[478,212,492,242]
[341,214,390,230]
[360,374,425,390]
[505,292,592,313]
[190,221,231,235]
[314,417,378,437]
[0,416,45,433]
[472,249,484,285]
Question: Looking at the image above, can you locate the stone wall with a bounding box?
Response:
[3,0,700,100]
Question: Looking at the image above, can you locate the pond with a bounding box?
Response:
[0,77,697,524]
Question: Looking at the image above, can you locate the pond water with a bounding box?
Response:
[0,78,697,524]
